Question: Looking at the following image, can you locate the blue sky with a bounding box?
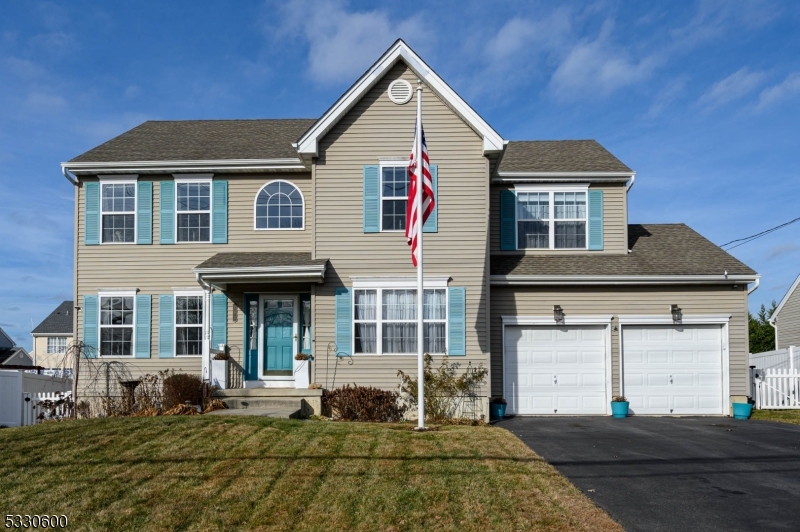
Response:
[1,0,799,349]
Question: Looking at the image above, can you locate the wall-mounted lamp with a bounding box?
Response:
[671,304,682,324]
[554,305,564,324]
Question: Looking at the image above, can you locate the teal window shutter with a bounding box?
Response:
[423,164,438,233]
[137,181,153,245]
[135,295,151,358]
[363,165,380,233]
[160,181,175,244]
[588,189,604,250]
[158,295,174,358]
[448,287,466,356]
[335,287,352,355]
[500,190,516,251]
[211,293,227,348]
[84,182,100,245]
[212,180,228,244]
[82,295,99,357]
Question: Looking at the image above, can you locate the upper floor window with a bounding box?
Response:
[177,181,211,242]
[46,336,68,354]
[516,187,587,250]
[255,180,304,229]
[101,182,136,243]
[381,165,408,231]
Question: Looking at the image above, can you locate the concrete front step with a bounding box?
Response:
[205,406,300,419]
[221,398,301,410]
[212,388,322,417]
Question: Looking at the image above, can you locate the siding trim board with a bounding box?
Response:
[491,275,759,285]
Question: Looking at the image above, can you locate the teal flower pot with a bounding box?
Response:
[732,402,753,420]
[611,401,629,419]
[489,403,506,420]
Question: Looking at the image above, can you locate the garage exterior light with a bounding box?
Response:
[671,304,682,324]
[553,305,564,323]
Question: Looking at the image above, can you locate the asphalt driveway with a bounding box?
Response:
[499,416,800,532]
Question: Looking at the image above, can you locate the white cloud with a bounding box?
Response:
[767,243,799,260]
[484,11,572,63]
[277,0,432,85]
[697,67,766,108]
[23,91,67,112]
[756,72,800,111]
[550,20,659,100]
[645,76,688,118]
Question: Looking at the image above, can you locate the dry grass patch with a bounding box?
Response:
[752,409,800,425]
[0,417,621,532]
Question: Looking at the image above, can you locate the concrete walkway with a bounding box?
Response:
[499,416,800,532]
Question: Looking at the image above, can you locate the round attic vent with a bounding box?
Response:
[388,79,413,104]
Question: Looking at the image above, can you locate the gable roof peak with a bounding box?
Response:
[296,39,505,158]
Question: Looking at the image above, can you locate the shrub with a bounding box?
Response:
[398,354,488,423]
[490,396,507,405]
[612,395,627,402]
[322,384,408,422]
[162,373,203,409]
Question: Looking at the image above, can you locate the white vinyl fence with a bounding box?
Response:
[0,370,72,427]
[753,369,800,409]
[750,346,800,372]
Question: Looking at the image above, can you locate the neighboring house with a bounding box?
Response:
[61,40,758,416]
[31,301,74,369]
[769,273,800,349]
[0,327,33,367]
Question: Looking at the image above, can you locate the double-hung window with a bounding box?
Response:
[176,180,211,242]
[175,294,203,356]
[354,287,447,355]
[46,337,68,354]
[101,181,136,243]
[516,186,587,249]
[99,294,135,356]
[381,165,409,231]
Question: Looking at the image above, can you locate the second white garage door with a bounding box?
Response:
[622,325,724,415]
[504,326,608,415]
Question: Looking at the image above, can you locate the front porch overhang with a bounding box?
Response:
[193,252,328,291]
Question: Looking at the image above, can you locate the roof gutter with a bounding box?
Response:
[492,171,634,184]
[62,166,78,186]
[61,158,308,175]
[626,172,636,192]
[747,277,760,295]
[490,274,760,286]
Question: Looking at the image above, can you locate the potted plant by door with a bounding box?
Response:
[294,353,312,389]
[611,395,629,419]
[211,349,230,390]
[489,396,507,420]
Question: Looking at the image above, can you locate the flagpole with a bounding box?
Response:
[415,80,426,430]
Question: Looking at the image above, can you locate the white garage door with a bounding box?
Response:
[504,326,608,415]
[622,325,723,415]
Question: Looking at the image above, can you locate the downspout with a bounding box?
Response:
[625,173,636,192]
[195,272,213,383]
[62,166,79,186]
[747,277,760,295]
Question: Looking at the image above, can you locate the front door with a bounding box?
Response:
[263,298,295,376]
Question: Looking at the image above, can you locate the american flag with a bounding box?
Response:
[405,120,434,267]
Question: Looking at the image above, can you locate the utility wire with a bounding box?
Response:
[720,215,800,251]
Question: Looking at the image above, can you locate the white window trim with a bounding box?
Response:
[46,336,68,354]
[513,183,589,250]
[174,175,213,244]
[174,290,205,358]
[253,179,306,231]
[379,161,409,233]
[99,177,138,245]
[351,285,449,356]
[97,291,137,358]
[351,276,450,289]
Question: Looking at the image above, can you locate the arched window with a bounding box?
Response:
[255,181,304,229]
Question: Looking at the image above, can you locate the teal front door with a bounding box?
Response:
[264,298,294,376]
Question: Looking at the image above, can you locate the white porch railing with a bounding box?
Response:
[754,368,800,409]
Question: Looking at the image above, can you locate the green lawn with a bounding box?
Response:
[752,409,800,425]
[0,417,620,532]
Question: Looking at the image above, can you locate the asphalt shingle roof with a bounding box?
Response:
[491,224,757,277]
[195,252,328,270]
[498,140,632,174]
[69,119,317,162]
[32,301,74,335]
[0,347,31,365]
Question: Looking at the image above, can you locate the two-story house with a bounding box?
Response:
[62,40,758,416]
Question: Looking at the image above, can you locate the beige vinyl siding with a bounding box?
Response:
[490,182,628,254]
[32,336,72,369]
[311,61,490,390]
[75,172,312,369]
[490,285,749,398]
[776,287,800,349]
